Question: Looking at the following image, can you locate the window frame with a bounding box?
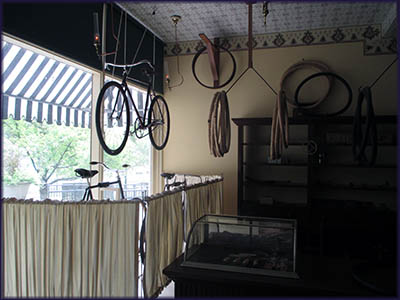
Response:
[2,33,158,199]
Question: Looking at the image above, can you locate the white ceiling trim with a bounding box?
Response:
[164,24,396,57]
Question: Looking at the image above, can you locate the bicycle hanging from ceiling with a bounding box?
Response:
[93,4,171,155]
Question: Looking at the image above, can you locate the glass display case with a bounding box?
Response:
[182,214,298,279]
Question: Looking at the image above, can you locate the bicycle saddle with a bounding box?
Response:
[74,168,98,179]
[161,172,175,180]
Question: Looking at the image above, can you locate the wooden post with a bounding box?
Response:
[199,33,220,87]
[248,2,253,69]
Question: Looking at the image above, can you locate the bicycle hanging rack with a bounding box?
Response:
[226,2,277,96]
[192,33,237,89]
[200,33,220,88]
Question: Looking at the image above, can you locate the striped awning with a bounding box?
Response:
[1,40,92,128]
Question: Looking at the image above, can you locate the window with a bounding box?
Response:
[102,76,151,200]
[2,36,151,201]
[2,37,93,201]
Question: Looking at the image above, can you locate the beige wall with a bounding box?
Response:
[163,42,397,215]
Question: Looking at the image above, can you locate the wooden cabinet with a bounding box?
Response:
[233,116,397,257]
[163,254,381,297]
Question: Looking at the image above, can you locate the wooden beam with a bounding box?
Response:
[199,33,220,87]
[248,3,253,69]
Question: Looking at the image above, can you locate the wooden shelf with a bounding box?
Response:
[243,142,307,146]
[313,183,396,192]
[311,163,396,169]
[325,143,396,147]
[234,115,397,219]
[232,115,397,126]
[245,178,307,188]
[244,162,308,167]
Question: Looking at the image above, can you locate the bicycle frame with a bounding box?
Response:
[120,71,153,129]
[82,177,125,201]
[78,164,125,201]
[105,60,156,130]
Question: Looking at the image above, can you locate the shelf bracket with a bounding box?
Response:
[199,33,220,88]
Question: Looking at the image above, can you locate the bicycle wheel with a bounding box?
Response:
[95,81,130,155]
[148,95,170,150]
[192,45,236,89]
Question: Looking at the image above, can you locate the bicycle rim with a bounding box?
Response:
[95,81,130,155]
[148,95,170,150]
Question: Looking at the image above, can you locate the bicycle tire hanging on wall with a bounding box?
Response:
[192,34,237,89]
[294,71,353,117]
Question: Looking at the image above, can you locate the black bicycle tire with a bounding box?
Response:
[294,71,352,117]
[352,87,377,165]
[148,95,170,150]
[95,81,130,155]
[192,45,236,89]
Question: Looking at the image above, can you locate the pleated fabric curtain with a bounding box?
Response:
[207,180,223,214]
[184,180,223,238]
[3,199,139,298]
[184,185,209,239]
[143,191,184,298]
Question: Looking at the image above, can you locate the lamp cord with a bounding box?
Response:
[168,21,184,89]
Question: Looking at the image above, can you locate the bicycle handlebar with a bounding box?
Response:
[90,161,130,173]
[105,59,154,71]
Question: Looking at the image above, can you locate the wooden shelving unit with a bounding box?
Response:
[233,116,397,255]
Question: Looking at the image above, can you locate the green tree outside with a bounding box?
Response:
[3,118,150,200]
[3,118,90,199]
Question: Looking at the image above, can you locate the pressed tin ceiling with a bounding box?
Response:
[118,1,396,44]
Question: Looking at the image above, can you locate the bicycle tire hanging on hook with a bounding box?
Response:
[352,56,397,166]
[269,60,333,160]
[192,35,237,89]
[294,71,353,117]
[208,91,231,157]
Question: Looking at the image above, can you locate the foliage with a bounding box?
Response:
[3,137,36,185]
[3,118,150,189]
[2,118,90,187]
[103,134,150,170]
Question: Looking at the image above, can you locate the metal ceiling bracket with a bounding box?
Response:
[171,15,181,25]
[199,33,220,87]
[226,2,277,96]
[248,2,253,69]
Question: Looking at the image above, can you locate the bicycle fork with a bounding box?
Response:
[109,88,126,122]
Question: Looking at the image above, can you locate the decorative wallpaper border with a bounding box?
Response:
[165,25,397,57]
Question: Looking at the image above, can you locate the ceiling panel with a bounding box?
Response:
[119,1,395,44]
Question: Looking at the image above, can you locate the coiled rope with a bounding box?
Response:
[208,91,231,157]
[270,60,332,160]
[353,86,377,166]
